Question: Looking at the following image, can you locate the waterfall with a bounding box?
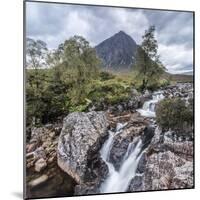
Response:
[100,123,143,193]
[137,91,164,117]
[100,123,128,169]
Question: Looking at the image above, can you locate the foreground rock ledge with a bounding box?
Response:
[57,111,108,184]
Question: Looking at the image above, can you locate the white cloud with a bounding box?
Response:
[26,2,193,74]
[158,43,193,74]
[109,9,149,44]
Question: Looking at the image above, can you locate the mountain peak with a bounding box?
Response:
[115,30,131,38]
[118,30,126,34]
[95,31,137,69]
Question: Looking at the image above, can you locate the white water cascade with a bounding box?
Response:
[137,91,164,117]
[100,123,143,193]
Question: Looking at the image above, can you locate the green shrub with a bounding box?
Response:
[88,78,131,105]
[99,71,115,81]
[159,78,170,87]
[156,98,193,132]
[69,98,92,112]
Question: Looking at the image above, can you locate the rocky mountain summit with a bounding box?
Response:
[95,31,138,70]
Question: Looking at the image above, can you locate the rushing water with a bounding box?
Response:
[100,123,143,193]
[99,92,164,193]
[97,84,192,194]
[137,91,164,117]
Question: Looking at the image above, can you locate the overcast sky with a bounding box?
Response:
[26,1,193,74]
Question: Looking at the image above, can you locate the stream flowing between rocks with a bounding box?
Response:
[99,91,165,193]
[137,91,164,118]
[26,83,193,198]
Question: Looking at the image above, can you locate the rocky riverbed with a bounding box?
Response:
[26,83,194,198]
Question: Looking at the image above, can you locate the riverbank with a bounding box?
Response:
[25,83,194,198]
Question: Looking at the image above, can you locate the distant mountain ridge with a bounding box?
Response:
[181,71,193,75]
[95,31,138,70]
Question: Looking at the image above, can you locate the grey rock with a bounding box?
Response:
[141,126,155,150]
[143,150,193,190]
[136,153,147,174]
[57,111,108,184]
[34,158,47,172]
[34,147,46,160]
[129,175,144,191]
[74,184,99,195]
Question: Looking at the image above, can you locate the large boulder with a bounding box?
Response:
[57,111,108,184]
[133,126,194,191]
[128,125,194,192]
[143,151,193,190]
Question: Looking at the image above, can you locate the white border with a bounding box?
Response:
[0,0,199,200]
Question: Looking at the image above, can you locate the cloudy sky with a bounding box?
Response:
[26,1,194,74]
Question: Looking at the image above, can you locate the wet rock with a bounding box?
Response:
[109,125,145,170]
[57,111,108,184]
[129,175,144,191]
[141,126,155,150]
[136,153,147,174]
[109,138,131,170]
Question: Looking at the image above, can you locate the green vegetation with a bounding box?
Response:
[26,28,176,127]
[88,78,131,105]
[156,98,193,132]
[26,36,100,126]
[165,73,193,83]
[133,26,165,91]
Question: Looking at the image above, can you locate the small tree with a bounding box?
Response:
[46,43,64,68]
[54,36,100,105]
[134,26,165,90]
[26,36,101,125]
[26,38,48,69]
[26,38,49,125]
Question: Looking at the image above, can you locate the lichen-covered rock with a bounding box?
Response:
[134,126,194,191]
[143,151,193,190]
[128,123,194,192]
[57,111,108,184]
